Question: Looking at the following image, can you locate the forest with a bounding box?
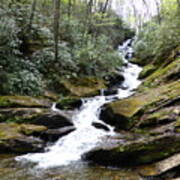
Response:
[0,0,180,179]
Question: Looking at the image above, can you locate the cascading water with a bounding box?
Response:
[16,39,142,169]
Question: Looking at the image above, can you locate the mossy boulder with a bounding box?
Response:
[175,117,180,133]
[57,77,106,97]
[84,132,180,167]
[140,58,180,90]
[137,153,180,177]
[100,81,180,130]
[19,124,47,136]
[138,106,180,128]
[56,96,82,110]
[0,96,51,108]
[0,108,49,123]
[139,64,156,79]
[0,123,46,153]
[33,112,73,129]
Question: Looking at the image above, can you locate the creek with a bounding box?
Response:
[0,39,143,180]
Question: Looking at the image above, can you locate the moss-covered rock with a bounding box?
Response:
[140,58,180,90]
[138,106,180,128]
[0,96,51,108]
[175,117,180,133]
[137,153,180,177]
[19,124,47,136]
[56,96,82,110]
[57,76,106,97]
[139,64,156,79]
[0,108,49,123]
[100,81,180,130]
[84,132,180,167]
[0,123,45,153]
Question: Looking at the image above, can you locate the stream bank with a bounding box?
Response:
[0,40,179,179]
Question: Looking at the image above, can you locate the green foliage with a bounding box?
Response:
[5,70,43,96]
[0,0,133,96]
[134,1,180,66]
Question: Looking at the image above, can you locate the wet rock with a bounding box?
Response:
[100,81,180,130]
[175,117,180,133]
[84,132,180,167]
[137,153,180,177]
[33,112,73,129]
[139,64,156,79]
[0,96,51,108]
[92,122,110,132]
[101,89,118,96]
[140,58,180,90]
[56,97,82,110]
[0,108,49,123]
[19,124,47,136]
[56,77,106,97]
[105,73,125,87]
[138,106,180,128]
[0,123,45,153]
[41,126,76,142]
[43,91,59,101]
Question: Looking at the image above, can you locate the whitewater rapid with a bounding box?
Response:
[16,39,142,169]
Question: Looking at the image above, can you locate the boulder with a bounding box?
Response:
[33,112,73,129]
[138,106,180,128]
[92,122,110,132]
[137,153,180,177]
[56,97,82,110]
[140,58,180,90]
[84,132,180,167]
[40,126,76,142]
[0,96,52,108]
[105,73,125,87]
[139,64,156,79]
[0,123,46,153]
[0,108,49,123]
[56,77,106,97]
[100,81,180,130]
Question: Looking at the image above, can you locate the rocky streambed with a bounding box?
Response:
[0,46,179,179]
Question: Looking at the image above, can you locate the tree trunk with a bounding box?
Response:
[155,0,161,24]
[53,0,60,62]
[29,0,37,30]
[102,0,109,14]
[68,0,72,19]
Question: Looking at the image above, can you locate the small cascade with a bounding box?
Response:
[16,39,142,169]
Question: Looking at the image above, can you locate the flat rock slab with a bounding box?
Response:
[0,96,52,108]
[84,132,180,167]
[137,153,180,177]
[0,123,46,153]
[41,126,76,142]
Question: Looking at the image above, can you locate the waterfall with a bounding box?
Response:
[16,39,142,169]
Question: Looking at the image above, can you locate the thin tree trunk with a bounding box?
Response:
[68,0,72,19]
[53,0,60,62]
[102,0,109,14]
[155,0,161,24]
[29,0,37,30]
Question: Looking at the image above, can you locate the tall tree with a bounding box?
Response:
[53,0,60,62]
[155,0,161,24]
[29,0,37,30]
[68,0,72,19]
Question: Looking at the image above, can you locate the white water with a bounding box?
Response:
[16,39,142,169]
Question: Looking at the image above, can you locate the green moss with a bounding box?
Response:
[0,96,50,108]
[105,81,180,129]
[56,96,82,110]
[19,124,47,136]
[141,58,180,89]
[139,64,156,79]
[0,108,48,123]
[59,76,106,97]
